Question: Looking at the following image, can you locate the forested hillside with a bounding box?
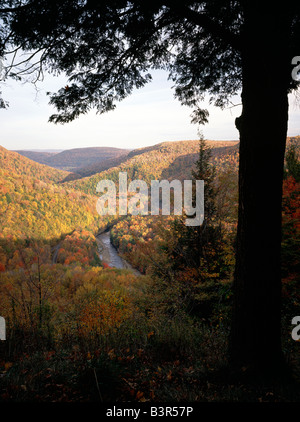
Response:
[0,146,100,241]
[63,153,130,181]
[14,150,59,165]
[0,138,299,402]
[16,146,131,172]
[63,140,239,195]
[0,146,69,183]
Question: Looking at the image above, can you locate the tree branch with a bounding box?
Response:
[167,3,242,51]
[0,2,31,13]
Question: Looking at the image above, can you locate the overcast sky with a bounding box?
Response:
[1,69,299,151]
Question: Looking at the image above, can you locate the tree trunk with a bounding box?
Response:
[229,4,291,374]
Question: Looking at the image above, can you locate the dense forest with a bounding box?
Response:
[0,138,299,402]
[16,146,131,172]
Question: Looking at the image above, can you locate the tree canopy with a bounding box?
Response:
[1,1,297,123]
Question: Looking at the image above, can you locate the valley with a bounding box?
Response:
[0,137,299,402]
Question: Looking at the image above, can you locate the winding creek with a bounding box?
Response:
[96,230,141,276]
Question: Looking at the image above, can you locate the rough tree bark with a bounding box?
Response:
[230,4,290,374]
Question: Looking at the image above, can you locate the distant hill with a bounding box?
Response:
[2,137,298,236]
[64,153,130,181]
[0,145,69,183]
[15,146,131,172]
[14,150,58,165]
[63,140,240,195]
[127,139,238,160]
[57,141,240,183]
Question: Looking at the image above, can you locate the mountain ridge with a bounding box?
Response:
[14,146,131,172]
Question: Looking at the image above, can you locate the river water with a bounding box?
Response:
[97,231,141,276]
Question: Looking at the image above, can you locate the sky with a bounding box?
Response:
[1,68,300,151]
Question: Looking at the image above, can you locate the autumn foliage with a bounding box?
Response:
[0,139,299,402]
